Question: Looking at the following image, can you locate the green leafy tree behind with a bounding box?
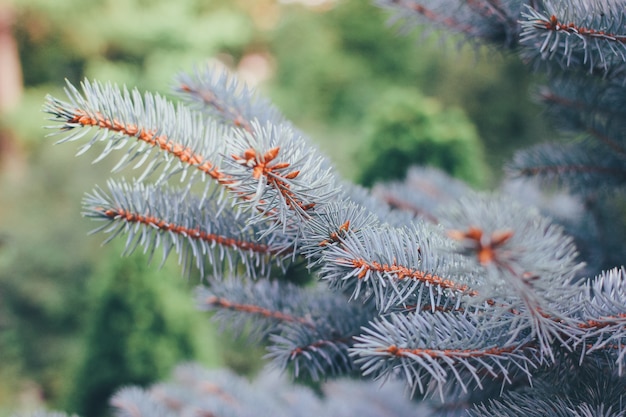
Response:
[357,87,486,187]
[65,250,220,417]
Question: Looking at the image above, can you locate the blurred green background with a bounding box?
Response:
[0,0,551,415]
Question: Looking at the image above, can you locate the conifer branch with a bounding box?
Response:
[316,222,474,310]
[195,280,315,337]
[298,201,383,265]
[468,376,626,417]
[383,0,475,35]
[108,364,425,417]
[195,281,374,381]
[375,192,440,222]
[197,280,374,373]
[341,182,416,228]
[509,142,626,192]
[96,207,278,257]
[83,180,293,278]
[202,295,316,328]
[519,163,626,177]
[45,79,340,234]
[218,121,339,230]
[370,167,471,224]
[377,0,524,47]
[520,2,626,72]
[468,393,595,417]
[587,127,626,159]
[44,80,230,186]
[64,108,227,179]
[540,79,626,158]
[268,330,356,380]
[578,268,626,371]
[352,312,539,399]
[440,195,584,357]
[534,15,626,45]
[175,66,285,132]
[42,10,626,410]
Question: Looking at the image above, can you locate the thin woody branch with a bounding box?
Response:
[58,105,314,216]
[98,206,282,255]
[288,337,353,360]
[539,90,608,114]
[579,313,626,330]
[203,296,315,328]
[179,82,255,133]
[64,108,231,184]
[518,164,626,177]
[539,91,626,157]
[348,257,479,296]
[587,127,626,159]
[374,192,439,223]
[466,0,510,24]
[381,343,518,358]
[535,14,626,44]
[319,220,351,247]
[387,0,474,35]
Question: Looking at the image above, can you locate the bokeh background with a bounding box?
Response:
[0,0,552,415]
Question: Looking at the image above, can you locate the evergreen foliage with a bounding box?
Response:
[34,0,626,415]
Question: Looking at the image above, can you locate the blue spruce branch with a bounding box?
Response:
[44,66,622,409]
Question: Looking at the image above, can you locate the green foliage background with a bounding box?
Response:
[356,87,486,187]
[0,0,552,414]
[65,249,220,417]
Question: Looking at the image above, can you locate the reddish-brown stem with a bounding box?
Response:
[587,128,626,158]
[100,207,281,255]
[539,14,626,44]
[349,258,479,297]
[205,296,315,328]
[68,110,314,214]
[179,83,255,134]
[389,0,474,34]
[289,337,352,359]
[68,109,232,184]
[374,192,439,223]
[466,0,510,24]
[540,92,626,157]
[319,220,351,247]
[382,344,518,358]
[579,314,626,329]
[519,164,626,177]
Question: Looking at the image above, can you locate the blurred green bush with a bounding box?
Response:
[64,249,220,417]
[356,87,486,187]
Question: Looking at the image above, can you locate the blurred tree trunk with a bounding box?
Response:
[0,4,22,111]
[0,3,25,177]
